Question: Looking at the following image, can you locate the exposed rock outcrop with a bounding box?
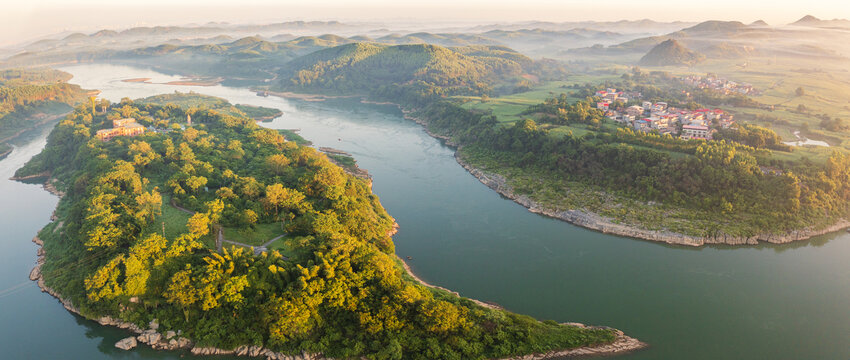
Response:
[115,337,137,350]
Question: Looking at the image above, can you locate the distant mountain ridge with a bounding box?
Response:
[790,15,850,28]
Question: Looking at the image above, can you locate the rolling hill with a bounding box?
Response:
[277,42,537,103]
[639,39,705,66]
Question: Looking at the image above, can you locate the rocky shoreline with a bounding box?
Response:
[30,233,329,360]
[26,175,644,359]
[453,153,850,247]
[374,99,850,247]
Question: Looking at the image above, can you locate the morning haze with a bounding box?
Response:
[0,1,849,359]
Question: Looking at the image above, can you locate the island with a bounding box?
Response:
[17,93,643,359]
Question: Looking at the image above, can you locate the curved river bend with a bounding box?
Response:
[1,64,849,359]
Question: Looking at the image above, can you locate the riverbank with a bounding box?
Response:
[0,111,71,145]
[398,256,646,357]
[264,90,358,102]
[356,98,850,247]
[452,151,850,246]
[0,146,11,161]
[27,174,643,359]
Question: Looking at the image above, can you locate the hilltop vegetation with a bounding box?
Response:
[19,94,615,359]
[276,43,557,106]
[639,39,704,66]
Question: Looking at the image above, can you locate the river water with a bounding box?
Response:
[1,63,848,359]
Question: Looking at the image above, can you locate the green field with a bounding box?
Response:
[265,235,300,258]
[222,222,284,246]
[142,194,191,240]
[455,76,618,124]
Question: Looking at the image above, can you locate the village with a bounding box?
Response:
[595,88,735,140]
[680,74,759,96]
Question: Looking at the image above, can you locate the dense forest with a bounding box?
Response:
[19,94,614,359]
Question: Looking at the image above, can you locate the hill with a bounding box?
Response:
[700,42,758,58]
[680,20,748,34]
[277,43,537,104]
[638,39,705,66]
[790,15,850,28]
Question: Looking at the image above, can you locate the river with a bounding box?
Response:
[1,63,849,359]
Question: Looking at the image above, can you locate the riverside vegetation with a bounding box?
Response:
[16,93,619,359]
[264,43,850,241]
[0,68,89,156]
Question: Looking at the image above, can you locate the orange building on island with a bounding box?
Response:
[96,118,146,141]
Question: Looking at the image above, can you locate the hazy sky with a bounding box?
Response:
[2,0,849,46]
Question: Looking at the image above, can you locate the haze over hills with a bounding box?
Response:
[566,18,850,62]
[790,15,850,28]
[0,18,691,66]
[6,15,850,74]
[638,39,704,66]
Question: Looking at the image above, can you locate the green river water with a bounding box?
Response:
[0,63,847,359]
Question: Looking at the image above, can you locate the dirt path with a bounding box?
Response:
[170,199,281,254]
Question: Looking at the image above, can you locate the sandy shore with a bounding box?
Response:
[164,77,223,86]
[264,90,358,102]
[121,78,152,83]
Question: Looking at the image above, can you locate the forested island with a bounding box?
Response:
[18,93,640,359]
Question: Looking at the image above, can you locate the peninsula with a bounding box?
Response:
[17,93,642,359]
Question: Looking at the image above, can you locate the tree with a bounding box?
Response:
[241,209,258,228]
[134,190,162,224]
[164,266,199,322]
[129,141,158,167]
[265,184,306,229]
[795,86,805,97]
[84,255,125,302]
[266,154,291,175]
[83,193,124,250]
[124,233,167,296]
[187,213,211,236]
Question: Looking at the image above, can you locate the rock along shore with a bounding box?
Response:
[27,173,645,359]
[375,99,850,247]
[453,153,849,247]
